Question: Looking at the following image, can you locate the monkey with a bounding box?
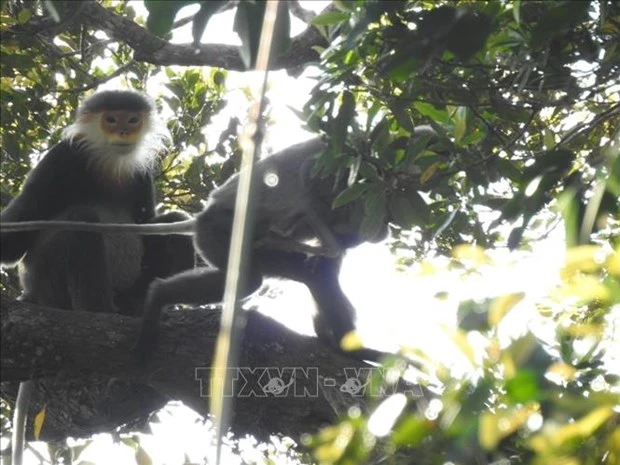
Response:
[2,137,390,359]
[1,125,441,363]
[135,136,390,359]
[1,89,195,313]
[0,89,195,465]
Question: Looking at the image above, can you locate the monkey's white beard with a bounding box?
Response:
[62,113,170,181]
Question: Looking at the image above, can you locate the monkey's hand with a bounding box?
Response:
[133,287,163,365]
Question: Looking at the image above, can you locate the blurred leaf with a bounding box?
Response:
[192,1,228,45]
[561,245,608,278]
[234,0,290,69]
[448,328,476,363]
[557,188,581,248]
[529,406,614,453]
[446,11,492,60]
[17,9,32,24]
[453,244,492,264]
[135,445,153,465]
[458,298,491,332]
[34,404,46,440]
[522,149,575,183]
[332,183,368,208]
[333,90,356,154]
[414,102,451,124]
[389,189,430,228]
[505,370,540,403]
[546,362,577,383]
[480,403,539,450]
[452,106,468,143]
[607,248,620,275]
[312,11,349,26]
[145,0,193,36]
[555,275,611,303]
[391,416,433,447]
[360,186,388,242]
[530,1,591,49]
[489,292,524,327]
[420,161,440,184]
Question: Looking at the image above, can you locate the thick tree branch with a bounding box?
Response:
[1,295,426,442]
[72,1,328,70]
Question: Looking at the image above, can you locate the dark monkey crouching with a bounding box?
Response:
[0,89,195,315]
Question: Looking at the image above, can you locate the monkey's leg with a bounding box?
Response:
[304,256,356,343]
[117,211,196,315]
[135,267,263,361]
[254,250,354,342]
[61,207,119,313]
[136,208,269,361]
[301,256,388,363]
[18,207,118,313]
[143,211,196,278]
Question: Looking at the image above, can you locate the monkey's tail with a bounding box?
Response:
[0,219,196,235]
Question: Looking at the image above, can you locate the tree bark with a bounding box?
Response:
[1,295,425,442]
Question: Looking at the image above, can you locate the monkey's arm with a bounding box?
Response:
[0,143,75,263]
[302,204,346,257]
[255,227,343,257]
[133,172,157,222]
[268,201,347,257]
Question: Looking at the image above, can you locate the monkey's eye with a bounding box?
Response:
[104,115,117,124]
[128,116,141,124]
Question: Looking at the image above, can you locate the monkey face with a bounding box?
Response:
[100,111,145,153]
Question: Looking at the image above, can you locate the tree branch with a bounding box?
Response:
[72,1,327,71]
[1,296,425,442]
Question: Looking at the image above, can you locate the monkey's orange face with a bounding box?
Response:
[99,111,145,153]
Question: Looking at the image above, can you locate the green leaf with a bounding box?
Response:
[145,0,193,36]
[530,1,591,49]
[452,106,468,143]
[445,11,492,60]
[332,183,369,209]
[413,102,451,124]
[457,298,492,332]
[234,1,290,69]
[513,0,521,26]
[358,161,381,182]
[492,157,522,182]
[391,416,432,447]
[522,149,575,182]
[234,0,263,69]
[332,90,356,154]
[389,101,414,133]
[505,370,541,404]
[42,0,63,21]
[311,11,349,26]
[389,189,430,228]
[192,1,228,45]
[360,186,388,241]
[17,8,32,24]
[557,188,581,248]
[135,445,153,465]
